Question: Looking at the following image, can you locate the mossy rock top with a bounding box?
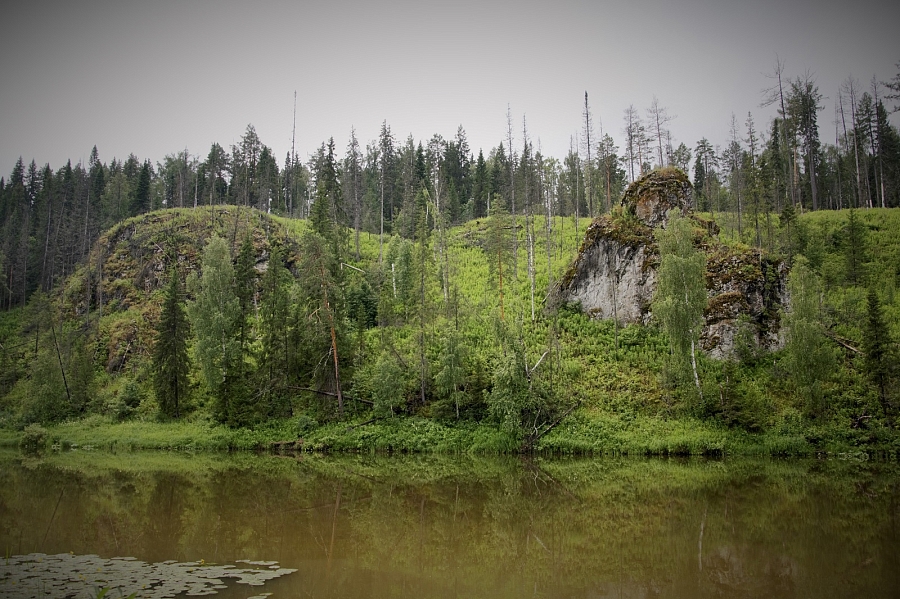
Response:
[621,167,693,228]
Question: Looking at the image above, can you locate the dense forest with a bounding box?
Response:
[1,64,899,454]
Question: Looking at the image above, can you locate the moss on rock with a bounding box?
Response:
[621,167,693,228]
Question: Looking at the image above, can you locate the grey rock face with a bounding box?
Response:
[564,238,656,325]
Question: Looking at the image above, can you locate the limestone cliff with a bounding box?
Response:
[558,168,787,358]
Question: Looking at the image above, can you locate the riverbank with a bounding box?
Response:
[4,412,897,457]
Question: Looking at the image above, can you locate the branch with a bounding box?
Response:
[287,386,374,405]
[345,417,383,432]
[529,351,550,375]
[340,262,365,273]
[388,345,409,370]
[824,330,862,354]
[522,401,580,452]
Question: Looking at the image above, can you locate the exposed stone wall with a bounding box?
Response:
[564,238,656,324]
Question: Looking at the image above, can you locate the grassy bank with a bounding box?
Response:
[5,411,896,457]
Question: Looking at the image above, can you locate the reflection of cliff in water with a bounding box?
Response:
[702,544,797,597]
[1,451,898,598]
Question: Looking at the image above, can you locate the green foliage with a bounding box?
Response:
[152,268,191,418]
[292,228,349,417]
[433,331,468,420]
[653,211,707,399]
[4,200,900,455]
[256,242,293,418]
[486,319,568,451]
[187,236,245,425]
[863,287,897,420]
[19,423,49,452]
[369,349,412,417]
[483,196,515,320]
[234,233,257,352]
[66,335,96,416]
[843,209,868,285]
[784,256,834,418]
[20,336,72,425]
[110,377,144,421]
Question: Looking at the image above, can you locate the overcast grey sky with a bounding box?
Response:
[1,0,898,174]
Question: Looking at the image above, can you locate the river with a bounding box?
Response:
[1,450,897,598]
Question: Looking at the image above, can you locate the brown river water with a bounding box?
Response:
[1,450,898,598]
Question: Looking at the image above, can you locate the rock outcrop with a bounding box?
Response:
[621,166,694,227]
[558,168,787,358]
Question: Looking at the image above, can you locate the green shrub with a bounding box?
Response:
[19,423,49,452]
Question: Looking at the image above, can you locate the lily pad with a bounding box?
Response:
[0,553,296,599]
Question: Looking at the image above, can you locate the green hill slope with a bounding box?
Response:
[1,204,898,456]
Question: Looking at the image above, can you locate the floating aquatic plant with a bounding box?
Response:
[0,553,296,598]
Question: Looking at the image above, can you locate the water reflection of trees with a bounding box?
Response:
[1,452,898,598]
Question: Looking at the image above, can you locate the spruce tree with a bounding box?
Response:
[844,209,867,285]
[152,267,191,418]
[234,234,257,354]
[863,288,895,420]
[297,229,345,415]
[132,160,151,215]
[257,242,292,416]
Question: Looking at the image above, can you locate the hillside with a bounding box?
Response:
[1,195,899,455]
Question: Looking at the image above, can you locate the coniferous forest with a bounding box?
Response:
[2,65,900,455]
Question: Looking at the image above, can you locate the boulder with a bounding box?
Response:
[558,168,787,358]
[621,167,693,228]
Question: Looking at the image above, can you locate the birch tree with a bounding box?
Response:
[188,236,243,424]
[653,211,706,400]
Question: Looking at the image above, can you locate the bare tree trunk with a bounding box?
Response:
[839,90,861,208]
[543,158,552,298]
[872,78,887,208]
[507,105,518,280]
[777,64,797,208]
[379,171,385,263]
[848,80,872,208]
[193,157,199,209]
[51,321,71,405]
[528,211,535,322]
[583,92,594,217]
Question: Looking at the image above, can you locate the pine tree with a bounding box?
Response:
[344,128,363,259]
[787,75,823,210]
[152,267,191,418]
[472,149,488,218]
[435,329,467,420]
